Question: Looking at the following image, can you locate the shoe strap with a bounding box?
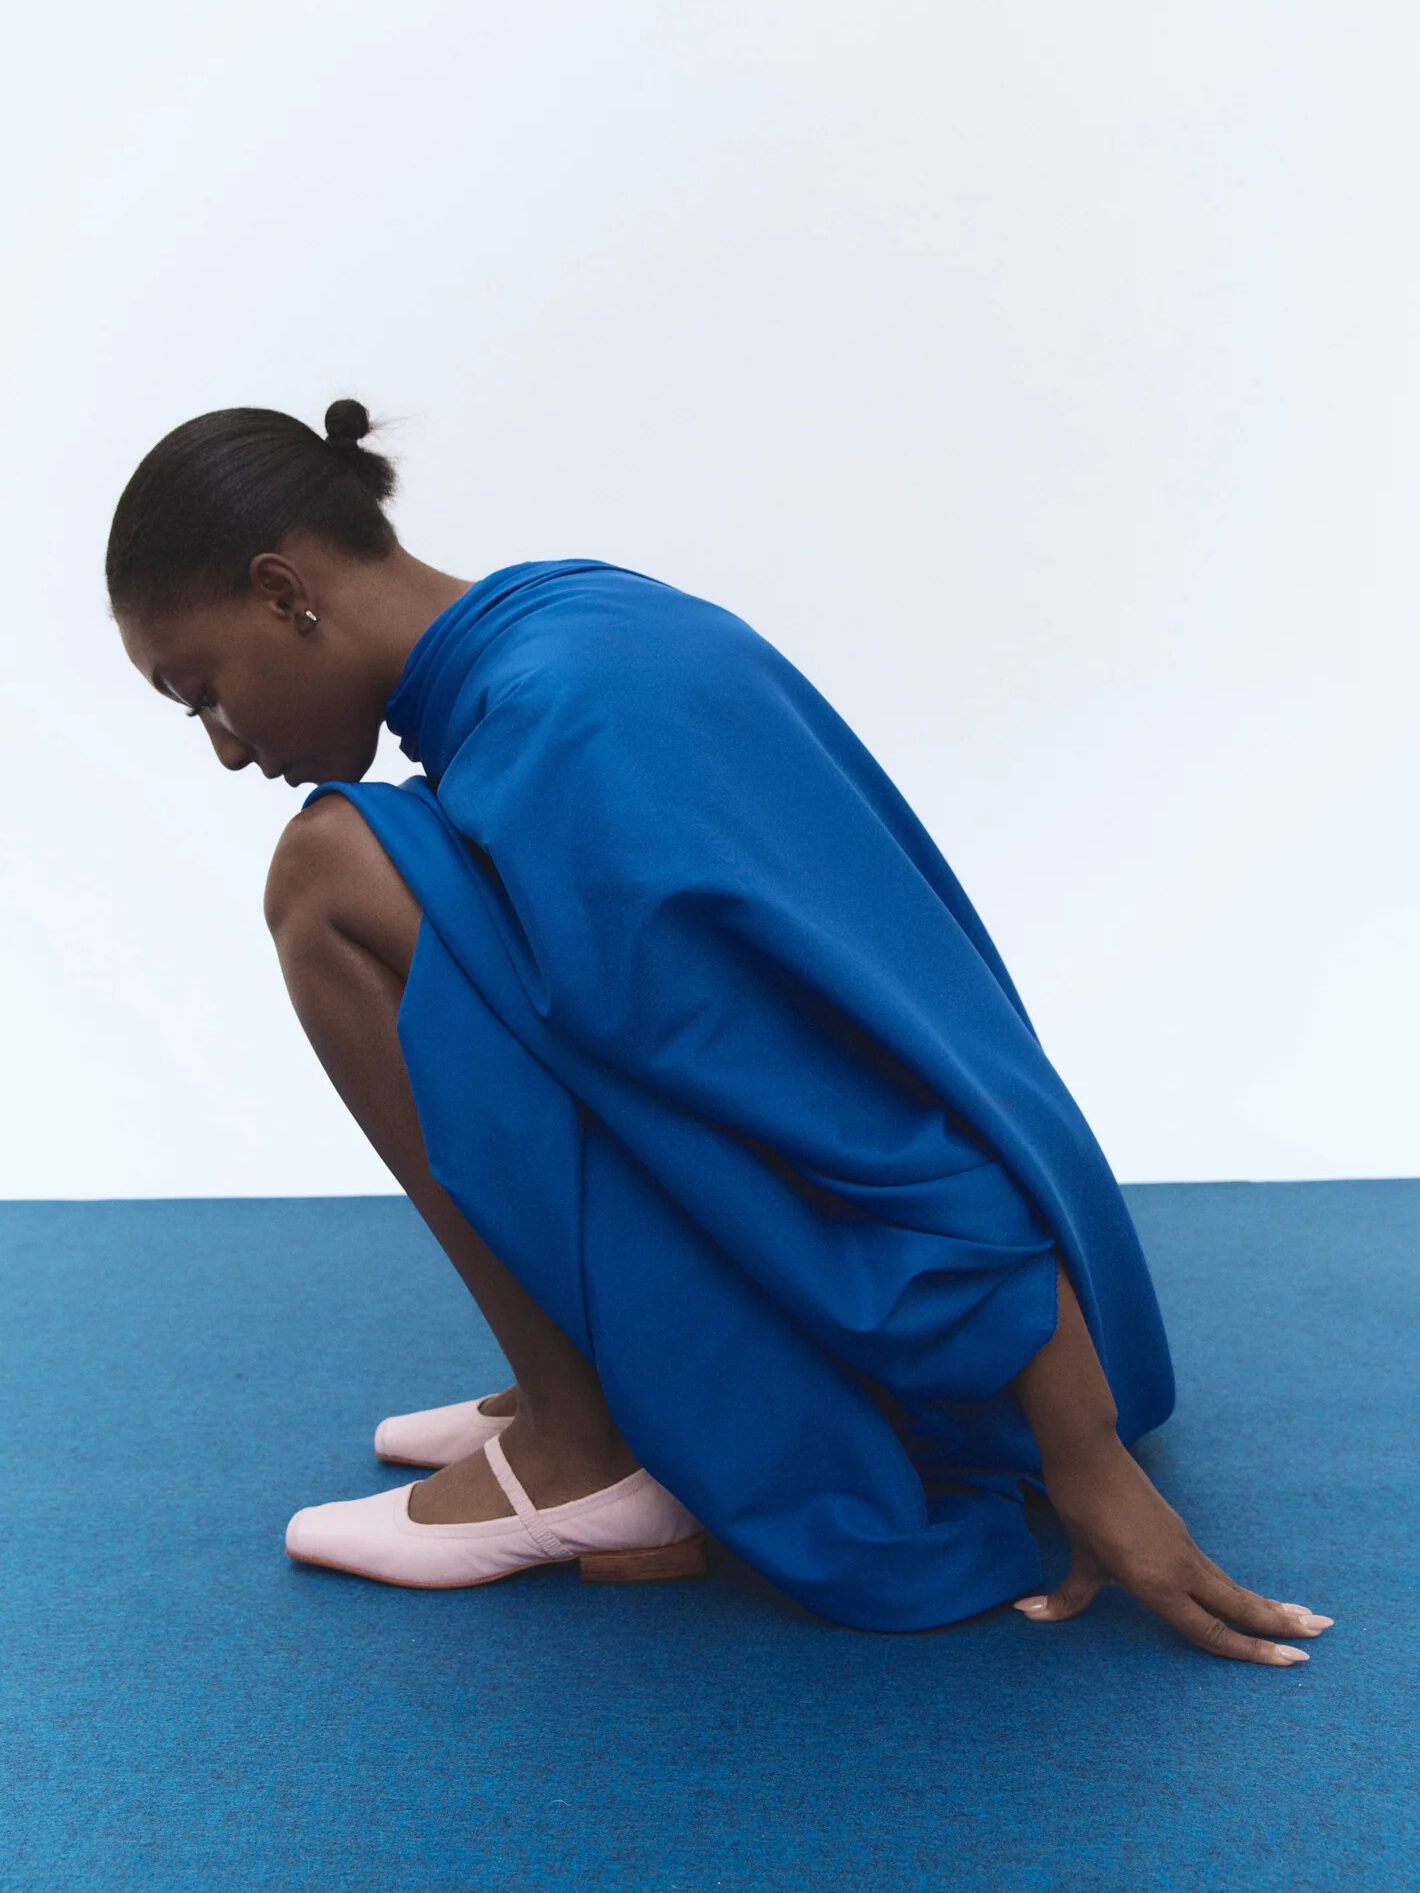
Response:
[484,1434,574,1560]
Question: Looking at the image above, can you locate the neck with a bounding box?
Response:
[346,546,474,700]
[288,534,473,702]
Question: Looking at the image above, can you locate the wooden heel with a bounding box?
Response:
[579,1531,709,1584]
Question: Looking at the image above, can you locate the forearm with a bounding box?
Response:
[1014,1263,1120,1469]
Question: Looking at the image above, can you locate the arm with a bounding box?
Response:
[1012,1264,1332,1666]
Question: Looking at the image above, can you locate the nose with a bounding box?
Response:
[208,725,255,772]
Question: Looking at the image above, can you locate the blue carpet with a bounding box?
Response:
[0,1183,1414,1892]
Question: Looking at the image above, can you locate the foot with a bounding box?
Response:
[286,1436,705,1589]
[373,1386,518,1467]
[406,1420,642,1524]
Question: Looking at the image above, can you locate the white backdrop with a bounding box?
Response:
[1,2,1415,1196]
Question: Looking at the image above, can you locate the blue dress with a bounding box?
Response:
[311,559,1173,1631]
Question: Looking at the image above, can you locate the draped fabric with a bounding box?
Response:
[311,560,1173,1630]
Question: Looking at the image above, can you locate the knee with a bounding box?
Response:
[265,794,422,983]
[263,795,367,944]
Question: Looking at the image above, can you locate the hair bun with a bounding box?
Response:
[324,398,373,446]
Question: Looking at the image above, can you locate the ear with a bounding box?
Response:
[248,552,311,626]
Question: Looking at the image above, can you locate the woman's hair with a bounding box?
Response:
[106,399,398,617]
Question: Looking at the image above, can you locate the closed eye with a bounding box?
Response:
[185,691,216,719]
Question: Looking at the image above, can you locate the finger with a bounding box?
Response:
[1192,1557,1334,1638]
[1014,1555,1106,1623]
[1191,1566,1334,1640]
[1153,1592,1311,1666]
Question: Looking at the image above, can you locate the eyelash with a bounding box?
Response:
[185,692,215,719]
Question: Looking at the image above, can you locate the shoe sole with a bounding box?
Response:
[286,1529,709,1589]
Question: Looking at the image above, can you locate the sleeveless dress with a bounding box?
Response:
[311,559,1173,1631]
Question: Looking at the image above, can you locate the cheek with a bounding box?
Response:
[223,681,297,746]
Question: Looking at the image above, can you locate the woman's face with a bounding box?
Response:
[118,574,388,788]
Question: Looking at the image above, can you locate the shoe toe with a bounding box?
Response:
[373,1399,510,1468]
[285,1505,318,1559]
[286,1488,403,1569]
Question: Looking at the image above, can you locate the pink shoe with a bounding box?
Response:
[286,1434,707,1589]
[373,1395,513,1468]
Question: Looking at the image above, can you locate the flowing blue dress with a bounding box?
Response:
[311,559,1173,1631]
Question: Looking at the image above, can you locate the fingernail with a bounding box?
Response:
[1272,1644,1309,1664]
[1285,1605,1334,1631]
[1013,1596,1049,1613]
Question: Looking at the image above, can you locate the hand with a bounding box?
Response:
[1016,1436,1334,1666]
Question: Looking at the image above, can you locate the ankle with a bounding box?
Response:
[500,1417,639,1498]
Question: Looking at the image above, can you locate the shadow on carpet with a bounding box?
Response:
[0,1182,1415,1892]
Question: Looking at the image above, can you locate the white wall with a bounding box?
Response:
[1,1,1415,1196]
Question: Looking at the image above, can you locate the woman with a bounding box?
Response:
[107,399,1330,1662]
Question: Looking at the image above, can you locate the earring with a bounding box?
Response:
[301,609,319,628]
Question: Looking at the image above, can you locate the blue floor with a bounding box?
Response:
[0,1183,1415,1891]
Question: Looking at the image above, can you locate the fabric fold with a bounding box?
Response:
[309,558,1173,1629]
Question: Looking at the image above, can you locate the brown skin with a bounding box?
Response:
[262,795,638,1528]
[117,535,471,787]
[118,535,1332,1661]
[1014,1267,1331,1663]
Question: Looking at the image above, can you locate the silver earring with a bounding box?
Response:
[301,609,319,628]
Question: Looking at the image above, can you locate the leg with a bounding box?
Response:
[265,797,639,1522]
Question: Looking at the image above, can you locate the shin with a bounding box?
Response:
[264,796,636,1503]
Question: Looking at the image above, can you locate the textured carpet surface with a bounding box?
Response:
[0,1183,1414,1892]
